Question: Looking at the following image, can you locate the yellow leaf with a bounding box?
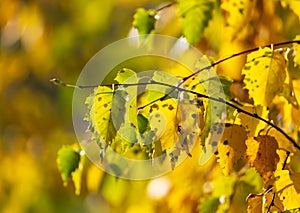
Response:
[221,0,255,40]
[275,170,300,210]
[246,135,279,181]
[246,194,263,213]
[242,48,287,107]
[235,105,268,137]
[294,35,300,66]
[148,98,179,151]
[216,124,247,176]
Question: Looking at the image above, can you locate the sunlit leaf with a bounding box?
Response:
[293,35,300,65]
[85,86,116,145]
[242,48,287,107]
[177,0,214,45]
[216,124,247,176]
[235,105,269,137]
[275,170,300,210]
[221,0,256,40]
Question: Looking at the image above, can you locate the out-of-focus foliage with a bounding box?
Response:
[0,0,165,212]
[2,1,300,213]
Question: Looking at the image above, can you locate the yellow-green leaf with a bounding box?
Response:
[57,146,81,185]
[133,8,156,35]
[85,86,116,144]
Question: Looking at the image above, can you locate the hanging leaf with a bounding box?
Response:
[235,105,269,137]
[133,8,156,35]
[177,0,214,45]
[242,48,287,107]
[275,170,300,210]
[85,86,117,145]
[148,98,179,151]
[57,146,81,185]
[246,135,279,181]
[215,124,247,176]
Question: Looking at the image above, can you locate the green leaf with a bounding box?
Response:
[137,114,148,134]
[177,0,214,45]
[57,146,81,185]
[199,197,220,213]
[133,8,156,35]
[242,47,287,107]
[219,76,233,100]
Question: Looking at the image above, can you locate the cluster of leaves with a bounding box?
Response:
[56,0,300,212]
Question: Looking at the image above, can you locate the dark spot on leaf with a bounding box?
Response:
[244,66,251,70]
[226,151,230,156]
[217,127,223,134]
[104,103,108,107]
[120,69,125,73]
[168,105,174,110]
[214,151,219,155]
[155,113,160,118]
[98,97,102,101]
[191,113,197,119]
[223,140,228,145]
[265,65,269,69]
[225,123,231,127]
[254,60,259,66]
[152,104,159,109]
[238,8,244,15]
[162,104,168,107]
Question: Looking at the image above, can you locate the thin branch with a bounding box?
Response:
[50,40,300,151]
[145,80,300,151]
[50,78,300,151]
[137,40,300,110]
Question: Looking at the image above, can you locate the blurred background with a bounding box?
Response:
[1,0,300,213]
[0,0,167,212]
